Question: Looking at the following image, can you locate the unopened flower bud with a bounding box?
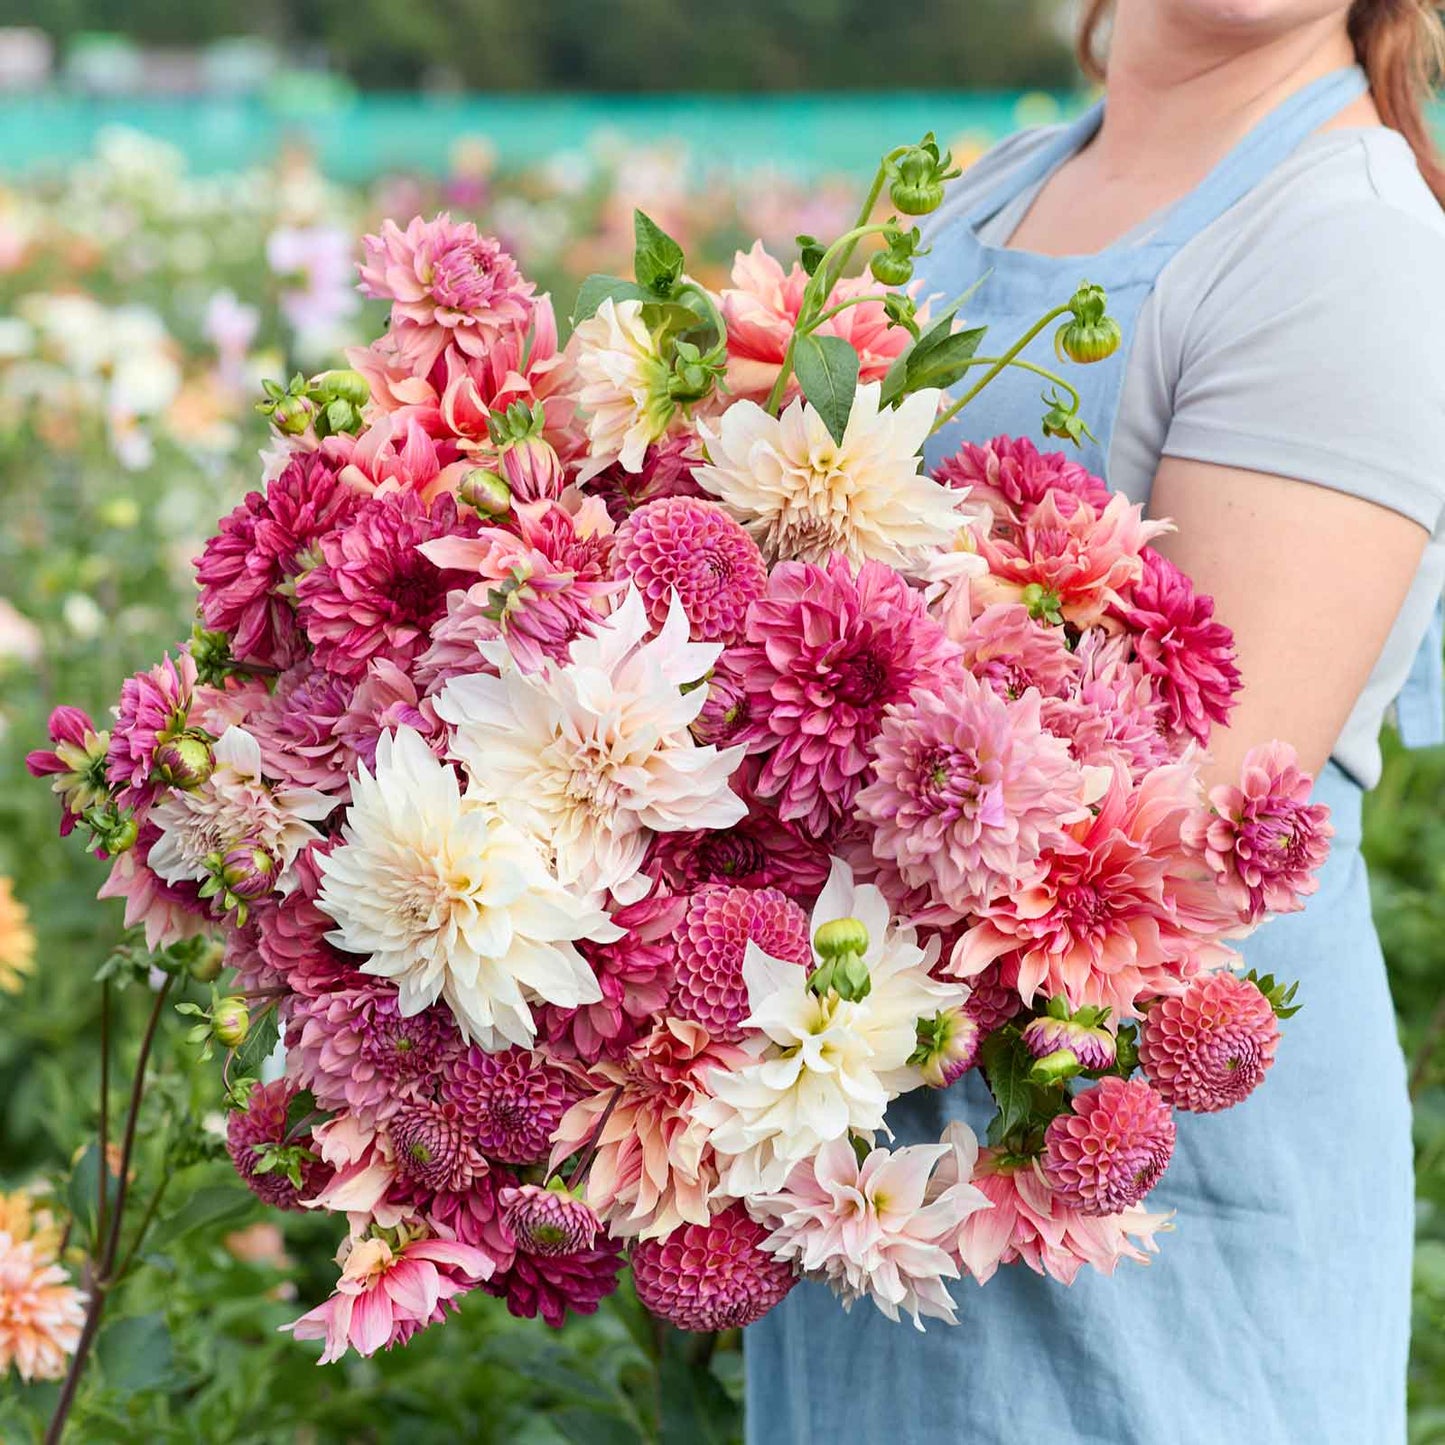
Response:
[270,395,312,436]
[1023,1006,1118,1073]
[311,368,370,408]
[152,733,214,790]
[499,435,565,503]
[459,468,512,516]
[1029,1047,1083,1084]
[220,841,277,902]
[887,135,959,216]
[188,940,226,984]
[870,250,914,286]
[108,814,140,854]
[814,917,870,961]
[1020,582,1063,625]
[212,997,250,1049]
[910,1007,981,1088]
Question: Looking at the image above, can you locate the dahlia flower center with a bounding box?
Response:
[432,244,500,308]
[1059,882,1111,931]
[695,832,768,879]
[388,561,444,620]
[1243,804,1308,869]
[834,649,889,707]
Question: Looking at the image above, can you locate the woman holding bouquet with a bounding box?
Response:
[748,1,1445,1440]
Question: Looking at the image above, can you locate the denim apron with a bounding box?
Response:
[745,67,1416,1445]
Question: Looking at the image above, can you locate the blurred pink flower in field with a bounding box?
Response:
[267,225,360,351]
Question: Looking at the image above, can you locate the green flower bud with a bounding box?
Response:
[1028,1047,1083,1084]
[887,134,961,216]
[814,917,870,961]
[107,814,140,854]
[269,395,312,437]
[151,733,214,790]
[188,940,226,984]
[311,368,370,408]
[1040,399,1093,448]
[870,250,914,287]
[459,468,512,517]
[1053,282,1122,365]
[212,997,250,1050]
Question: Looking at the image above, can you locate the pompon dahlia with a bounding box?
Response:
[672,885,812,1041]
[1042,1076,1176,1216]
[959,954,1025,1034]
[631,1204,796,1332]
[535,893,683,1064]
[1121,548,1241,744]
[954,602,1079,699]
[389,1100,485,1193]
[1184,742,1333,926]
[226,1079,331,1211]
[733,555,962,833]
[247,661,357,795]
[955,1151,1171,1286]
[286,985,464,1124]
[483,1232,625,1329]
[857,671,1088,920]
[196,451,361,670]
[499,1184,600,1256]
[1137,970,1281,1112]
[106,651,199,808]
[294,492,476,679]
[25,705,110,838]
[443,1044,576,1164]
[933,434,1110,528]
[0,1231,85,1382]
[614,496,768,643]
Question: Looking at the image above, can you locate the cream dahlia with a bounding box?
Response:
[571,297,675,476]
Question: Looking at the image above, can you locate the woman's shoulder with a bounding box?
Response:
[921,124,1068,244]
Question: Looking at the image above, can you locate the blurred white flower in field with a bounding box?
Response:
[61,594,104,640]
[0,600,41,665]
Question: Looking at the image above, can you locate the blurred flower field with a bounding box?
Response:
[0,127,1442,1443]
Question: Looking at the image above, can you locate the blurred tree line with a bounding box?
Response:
[1,0,1077,91]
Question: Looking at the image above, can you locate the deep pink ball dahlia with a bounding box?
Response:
[733,555,962,832]
[106,652,199,808]
[389,1100,485,1193]
[499,1184,600,1256]
[1042,1076,1176,1216]
[1138,971,1281,1113]
[247,660,356,794]
[1120,548,1241,744]
[630,1205,796,1332]
[615,497,768,643]
[442,1045,576,1163]
[958,954,1026,1034]
[294,491,476,678]
[672,885,812,1040]
[196,452,361,669]
[226,1079,330,1211]
[484,1234,625,1329]
[933,434,1110,528]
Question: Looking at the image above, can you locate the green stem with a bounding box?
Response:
[111,1172,171,1285]
[928,304,1072,435]
[96,980,110,1254]
[826,147,909,286]
[807,293,895,331]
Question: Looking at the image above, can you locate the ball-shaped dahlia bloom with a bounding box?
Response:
[614,496,768,643]
[958,954,1026,1035]
[483,1234,625,1329]
[1138,970,1281,1112]
[1042,1076,1176,1216]
[630,1205,796,1331]
[389,1100,486,1193]
[671,885,812,1040]
[442,1045,576,1164]
[500,1184,601,1256]
[226,1079,330,1211]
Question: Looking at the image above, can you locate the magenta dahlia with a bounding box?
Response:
[483,1234,625,1329]
[500,1184,601,1256]
[26,705,110,838]
[587,434,709,526]
[672,885,812,1040]
[614,497,767,643]
[1120,548,1241,745]
[733,555,962,832]
[247,661,356,794]
[1042,1076,1176,1216]
[933,434,1111,530]
[195,451,361,669]
[442,1044,576,1164]
[630,1205,796,1332]
[106,652,199,808]
[255,839,358,997]
[294,491,476,678]
[1138,970,1282,1112]
[389,1100,485,1193]
[226,1079,330,1211]
[408,1170,516,1270]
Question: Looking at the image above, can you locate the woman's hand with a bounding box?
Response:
[1148,455,1430,785]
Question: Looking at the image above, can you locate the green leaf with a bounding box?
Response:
[553,1408,645,1445]
[147,1182,256,1252]
[881,323,987,406]
[64,1142,118,1253]
[793,333,859,445]
[230,1005,280,1077]
[571,274,652,324]
[632,210,686,296]
[980,1030,1036,1147]
[97,1312,174,1393]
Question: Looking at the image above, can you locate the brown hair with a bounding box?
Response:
[1076,0,1445,203]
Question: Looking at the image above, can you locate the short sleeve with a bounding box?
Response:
[1160,163,1445,534]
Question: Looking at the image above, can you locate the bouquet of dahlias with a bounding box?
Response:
[31,135,1331,1360]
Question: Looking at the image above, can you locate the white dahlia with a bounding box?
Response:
[436,587,747,906]
[693,381,968,574]
[571,296,675,477]
[315,727,614,1051]
[695,859,967,1196]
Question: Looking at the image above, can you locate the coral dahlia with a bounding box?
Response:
[1042,1076,1176,1215]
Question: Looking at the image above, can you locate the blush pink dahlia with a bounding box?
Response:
[1185,742,1333,926]
[443,1044,576,1164]
[106,651,199,808]
[499,1185,600,1256]
[672,885,812,1041]
[955,603,1079,700]
[1042,1076,1176,1216]
[320,412,470,506]
[226,1079,331,1211]
[1121,548,1241,744]
[196,452,361,669]
[857,670,1088,919]
[630,1204,796,1331]
[614,496,768,643]
[334,659,445,771]
[247,661,356,795]
[1137,970,1282,1112]
[933,435,1110,529]
[734,556,962,832]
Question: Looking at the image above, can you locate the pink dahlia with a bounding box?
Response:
[294,490,476,679]
[500,1184,600,1256]
[1120,548,1241,744]
[857,671,1087,920]
[284,1231,494,1364]
[951,763,1231,1018]
[614,496,767,643]
[26,705,110,838]
[955,1151,1170,1285]
[411,1171,517,1270]
[719,241,911,403]
[106,652,199,808]
[973,491,1169,630]
[631,1204,796,1331]
[955,602,1079,699]
[334,658,445,771]
[958,954,1026,1034]
[255,839,357,997]
[534,893,683,1064]
[196,452,361,669]
[587,434,709,527]
[321,412,471,506]
[286,984,464,1125]
[226,1078,331,1211]
[672,885,812,1040]
[389,1100,486,1193]
[0,1232,85,1382]
[443,1044,576,1164]
[1185,742,1332,926]
[734,555,962,832]
[483,1232,625,1329]
[1138,969,1282,1112]
[1042,1076,1175,1215]
[359,214,536,372]
[933,435,1110,531]
[1021,1009,1117,1072]
[96,824,209,952]
[247,661,356,795]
